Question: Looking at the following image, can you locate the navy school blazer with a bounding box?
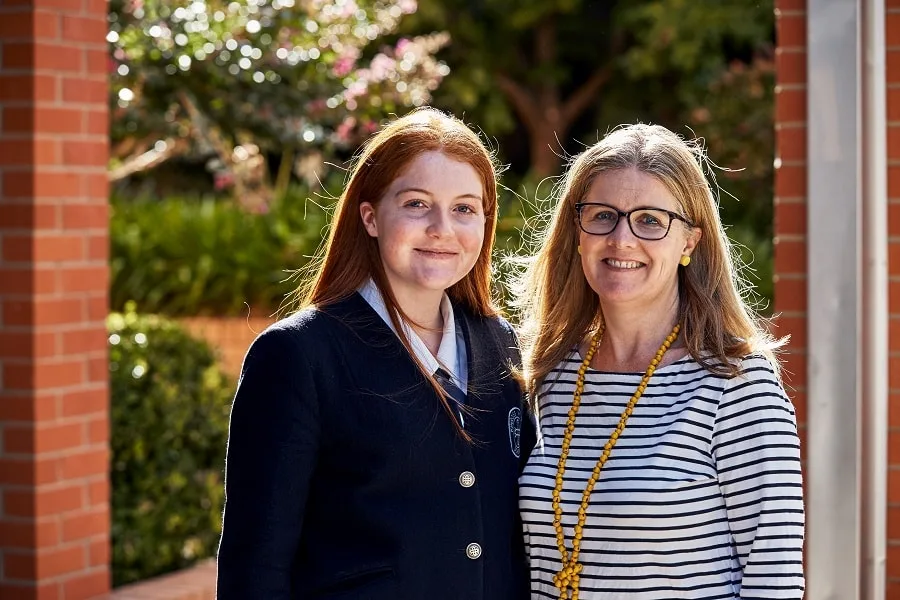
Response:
[216,292,536,599]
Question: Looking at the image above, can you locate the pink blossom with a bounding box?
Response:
[332,56,356,77]
[337,0,358,18]
[397,0,417,14]
[214,171,235,191]
[366,54,394,81]
[335,117,357,143]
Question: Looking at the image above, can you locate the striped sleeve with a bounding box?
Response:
[711,356,805,599]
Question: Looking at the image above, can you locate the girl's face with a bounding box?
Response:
[360,151,486,305]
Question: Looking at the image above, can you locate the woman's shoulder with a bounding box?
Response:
[715,352,795,413]
[727,352,781,383]
[687,351,780,380]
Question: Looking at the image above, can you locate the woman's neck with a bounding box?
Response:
[592,298,685,372]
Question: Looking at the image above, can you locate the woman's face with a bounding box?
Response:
[360,151,486,304]
[577,167,701,312]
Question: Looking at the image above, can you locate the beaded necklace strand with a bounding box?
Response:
[551,322,682,600]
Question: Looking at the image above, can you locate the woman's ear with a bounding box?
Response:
[360,202,378,238]
[682,226,702,256]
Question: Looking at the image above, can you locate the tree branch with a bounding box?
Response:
[108,139,180,182]
[177,90,232,163]
[534,17,559,110]
[560,64,613,130]
[494,73,541,133]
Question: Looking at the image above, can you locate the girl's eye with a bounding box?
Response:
[455,205,478,214]
[404,199,427,208]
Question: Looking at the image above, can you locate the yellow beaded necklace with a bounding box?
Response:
[551,321,681,600]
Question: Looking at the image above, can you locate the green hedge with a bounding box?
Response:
[110,180,772,318]
[110,185,332,317]
[109,304,233,586]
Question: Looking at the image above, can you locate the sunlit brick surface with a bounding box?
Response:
[0,2,110,598]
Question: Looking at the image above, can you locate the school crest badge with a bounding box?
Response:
[508,407,522,458]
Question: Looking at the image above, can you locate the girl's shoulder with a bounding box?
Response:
[256,295,372,351]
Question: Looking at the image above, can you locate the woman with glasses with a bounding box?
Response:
[515,124,805,599]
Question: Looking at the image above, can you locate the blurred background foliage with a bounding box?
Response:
[400,0,775,304]
[106,0,777,583]
[108,0,449,209]
[110,183,332,316]
[108,305,233,585]
[109,0,776,313]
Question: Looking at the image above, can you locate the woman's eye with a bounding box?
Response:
[637,213,662,226]
[455,205,478,214]
[404,199,427,208]
[594,211,616,221]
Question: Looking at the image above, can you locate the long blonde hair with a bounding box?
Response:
[297,107,500,439]
[516,124,782,393]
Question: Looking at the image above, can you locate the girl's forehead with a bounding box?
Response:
[387,152,484,196]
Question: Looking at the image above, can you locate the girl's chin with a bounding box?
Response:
[394,275,463,294]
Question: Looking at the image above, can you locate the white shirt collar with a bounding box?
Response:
[358,279,466,392]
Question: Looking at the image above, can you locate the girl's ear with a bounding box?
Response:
[360,202,378,238]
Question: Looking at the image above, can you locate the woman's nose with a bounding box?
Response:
[606,216,637,247]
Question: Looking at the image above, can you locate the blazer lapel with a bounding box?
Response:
[453,304,513,408]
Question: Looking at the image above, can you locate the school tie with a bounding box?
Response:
[435,368,466,428]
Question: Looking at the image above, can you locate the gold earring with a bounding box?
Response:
[679,255,691,267]
[577,245,582,255]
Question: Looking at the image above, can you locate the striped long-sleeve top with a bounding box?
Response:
[519,353,805,599]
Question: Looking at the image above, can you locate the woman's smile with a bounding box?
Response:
[603,258,645,270]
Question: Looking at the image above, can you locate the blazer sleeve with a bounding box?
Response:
[217,326,321,599]
[711,356,805,599]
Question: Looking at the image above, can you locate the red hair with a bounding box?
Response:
[299,107,501,439]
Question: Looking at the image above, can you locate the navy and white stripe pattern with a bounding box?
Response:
[519,353,804,599]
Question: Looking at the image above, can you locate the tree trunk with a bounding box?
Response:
[495,18,613,178]
[530,118,565,178]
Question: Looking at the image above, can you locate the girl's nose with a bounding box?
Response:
[426,209,452,237]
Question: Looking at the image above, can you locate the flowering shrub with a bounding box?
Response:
[108,0,449,205]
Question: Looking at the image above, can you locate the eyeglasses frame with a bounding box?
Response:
[573,202,695,241]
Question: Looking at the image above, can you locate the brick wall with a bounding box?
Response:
[773,0,808,451]
[0,2,111,599]
[889,0,900,594]
[180,316,274,379]
[775,0,900,594]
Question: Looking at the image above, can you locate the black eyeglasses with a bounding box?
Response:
[574,202,694,241]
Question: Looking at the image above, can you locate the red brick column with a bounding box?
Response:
[0,2,110,599]
[889,0,900,594]
[773,1,808,452]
